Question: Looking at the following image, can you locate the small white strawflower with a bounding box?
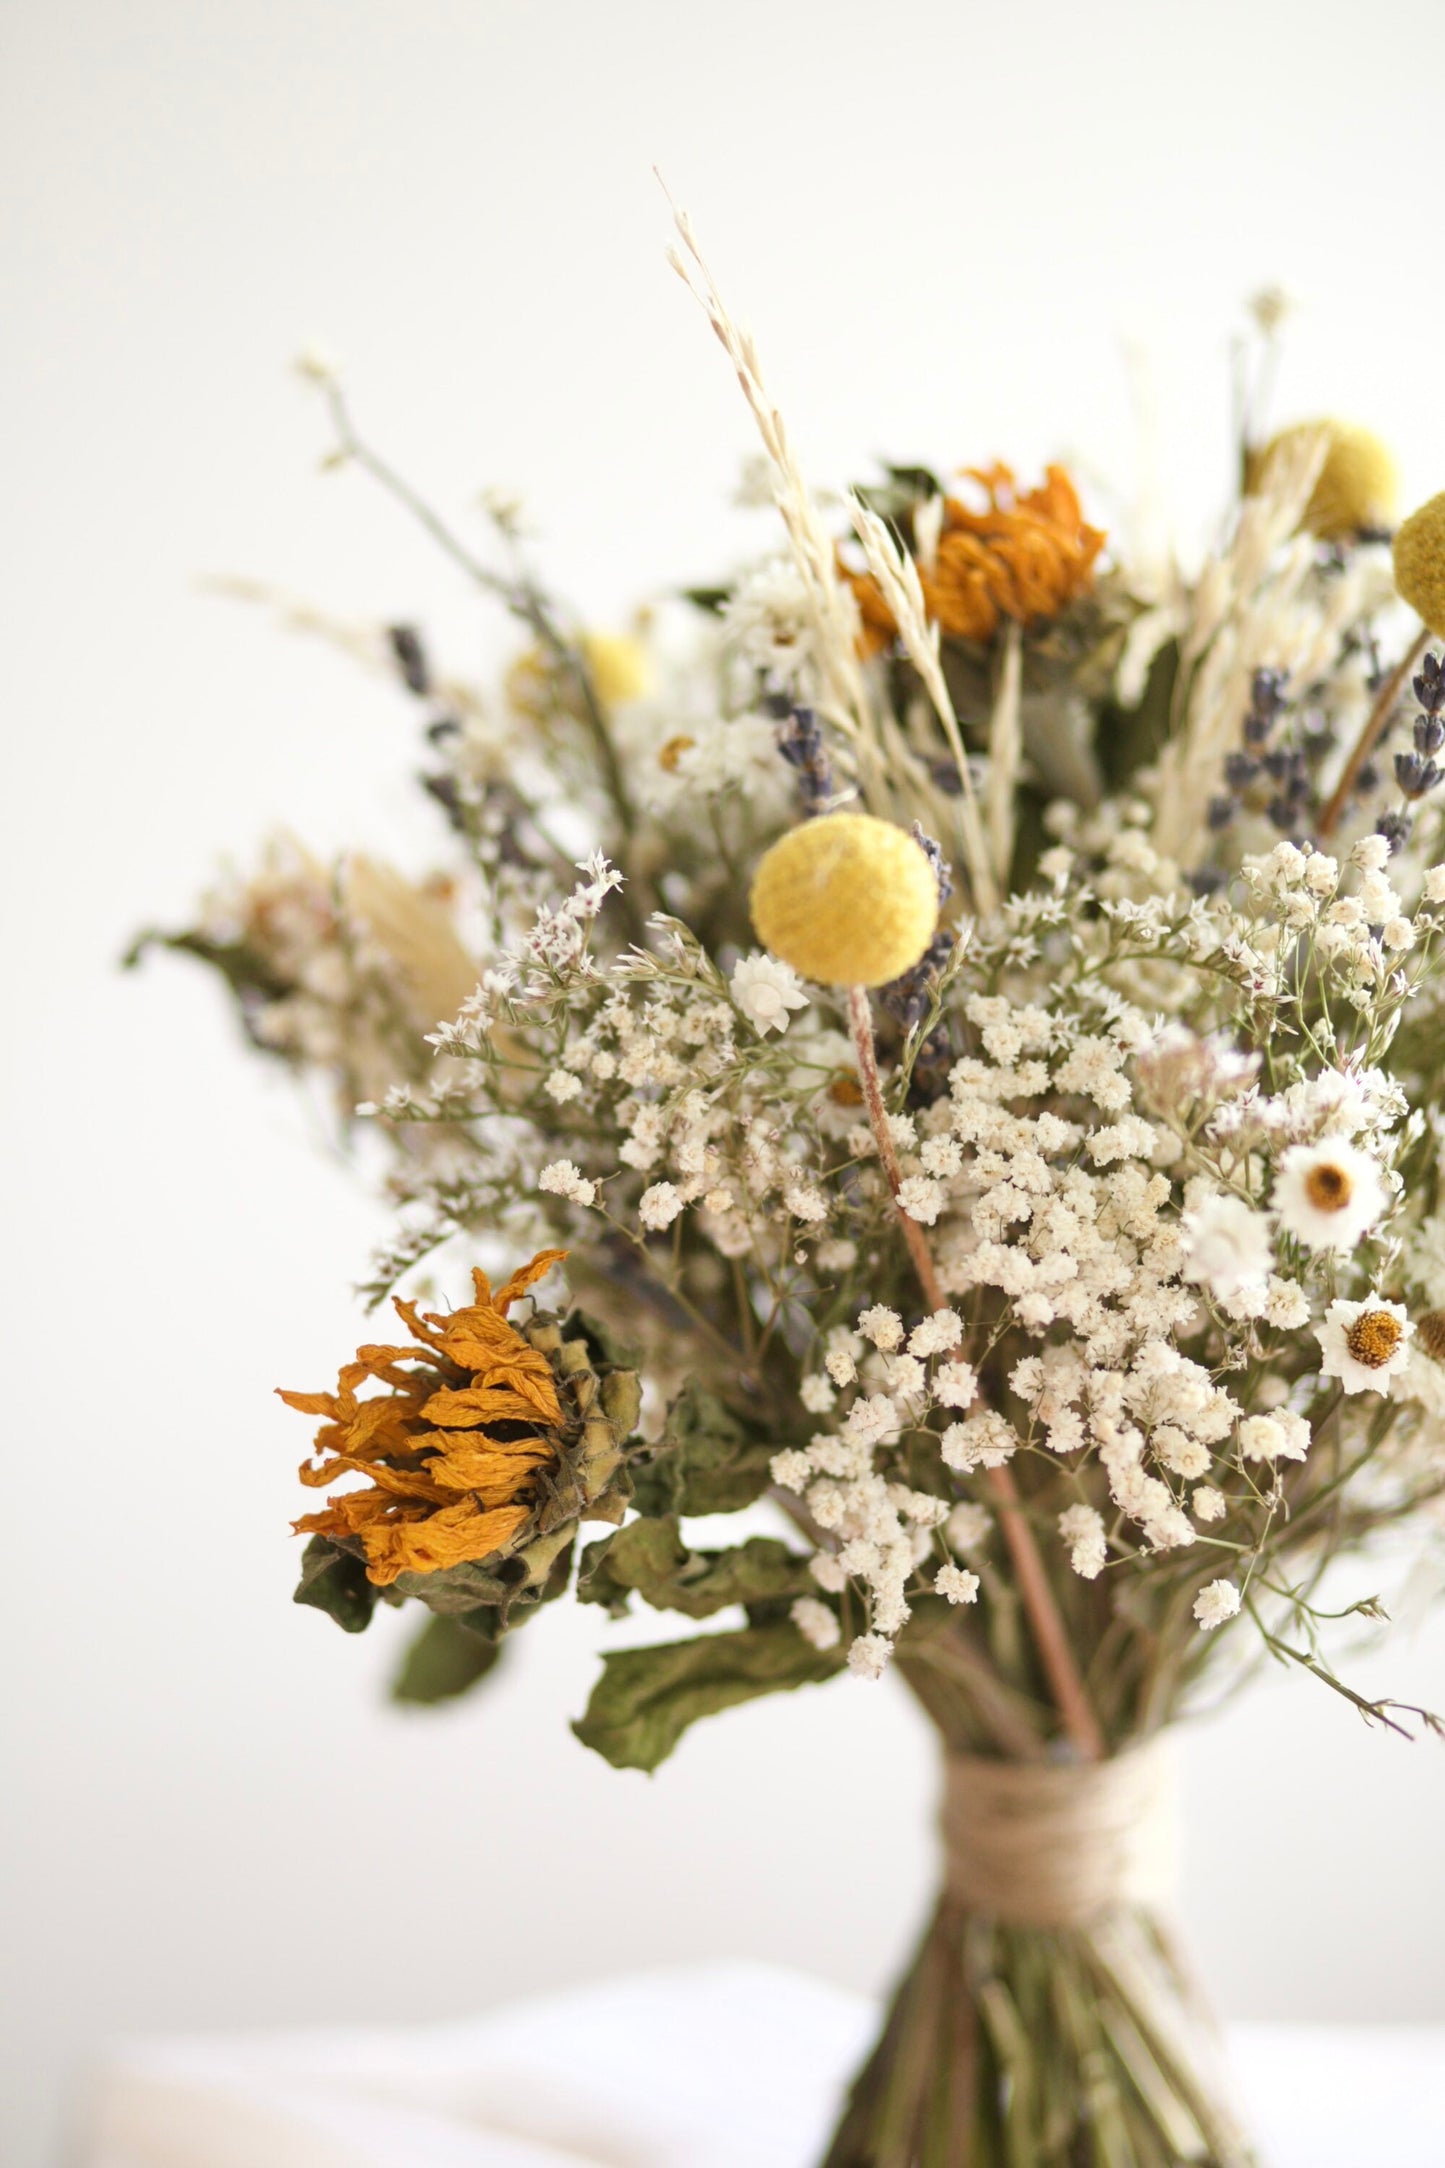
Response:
[1315,1295,1414,1394]
[730,951,809,1036]
[791,1596,841,1651]
[1193,1579,1242,1630]
[1273,1136,1388,1252]
[1192,1485,1227,1523]
[1181,1192,1273,1299]
[846,1631,894,1681]
[1058,1503,1108,1579]
[935,1563,981,1605]
[538,1158,597,1208]
[800,1375,836,1413]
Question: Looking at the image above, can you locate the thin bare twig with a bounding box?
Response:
[1317,623,1431,837]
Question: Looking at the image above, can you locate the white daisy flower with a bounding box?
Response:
[1272,1135,1387,1252]
[1315,1295,1414,1395]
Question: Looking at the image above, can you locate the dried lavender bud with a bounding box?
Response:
[1414,653,1445,716]
[1223,753,1259,789]
[1415,713,1445,756]
[1355,761,1381,796]
[776,705,835,815]
[389,623,431,697]
[1376,808,1413,853]
[1266,796,1297,832]
[1262,748,1293,780]
[1207,795,1236,831]
[1395,751,1441,799]
[909,822,954,906]
[1187,865,1227,897]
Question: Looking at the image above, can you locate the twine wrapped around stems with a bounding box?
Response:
[941,1736,1178,1929]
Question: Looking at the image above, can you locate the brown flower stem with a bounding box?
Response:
[847,984,1105,1763]
[1317,623,1430,837]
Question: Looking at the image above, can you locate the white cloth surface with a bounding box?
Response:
[81,1963,1445,2168]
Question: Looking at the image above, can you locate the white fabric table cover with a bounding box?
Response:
[81,1963,1444,2168]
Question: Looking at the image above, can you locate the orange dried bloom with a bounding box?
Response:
[281,1248,568,1586]
[846,463,1105,655]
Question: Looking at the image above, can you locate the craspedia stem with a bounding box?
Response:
[846,984,1105,1763]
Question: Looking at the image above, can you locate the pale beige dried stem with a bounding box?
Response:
[985,619,1022,895]
[1317,622,1431,837]
[847,495,999,913]
[663,196,881,792]
[846,985,1105,1762]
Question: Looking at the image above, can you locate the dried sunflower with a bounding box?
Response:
[845,462,1105,653]
[282,1248,639,1587]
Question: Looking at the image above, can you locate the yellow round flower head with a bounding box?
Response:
[1393,492,1445,637]
[1249,420,1398,539]
[749,814,940,988]
[580,631,652,708]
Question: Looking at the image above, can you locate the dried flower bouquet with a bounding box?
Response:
[136,223,1445,2165]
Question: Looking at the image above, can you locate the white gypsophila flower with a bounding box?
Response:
[908,1309,964,1358]
[897,1175,945,1224]
[537,1158,597,1208]
[1238,1410,1311,1462]
[1424,865,1445,903]
[810,1552,847,1593]
[1180,1192,1273,1299]
[824,1345,858,1388]
[816,1237,858,1272]
[800,1375,836,1413]
[791,1596,841,1651]
[1351,833,1392,874]
[846,1631,893,1681]
[941,1410,1016,1471]
[858,1304,905,1351]
[770,1449,813,1492]
[544,1068,585,1104]
[729,951,809,1036]
[945,1501,991,1550]
[935,1563,981,1605]
[1058,1502,1108,1579]
[1192,1485,1227,1523]
[844,1393,903,1447]
[638,1181,684,1232]
[933,1360,979,1410]
[1273,1135,1388,1252]
[1315,1295,1414,1395]
[1193,1579,1242,1630]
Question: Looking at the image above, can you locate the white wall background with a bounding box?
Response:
[4,3,1445,2163]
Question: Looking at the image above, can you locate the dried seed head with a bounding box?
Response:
[1394,493,1445,636]
[750,813,940,987]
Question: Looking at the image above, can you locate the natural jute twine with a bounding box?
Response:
[941,1736,1177,1929]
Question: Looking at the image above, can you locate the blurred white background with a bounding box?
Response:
[4,2,1445,2162]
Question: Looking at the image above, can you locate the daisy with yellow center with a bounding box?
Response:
[1272,1136,1388,1253]
[1315,1295,1414,1396]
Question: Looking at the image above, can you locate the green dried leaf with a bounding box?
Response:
[578,1515,813,1620]
[630,1381,777,1517]
[293,1537,378,1635]
[573,1622,843,1771]
[391,1611,504,1705]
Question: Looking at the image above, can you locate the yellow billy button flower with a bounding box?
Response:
[1393,492,1445,636]
[1248,420,1398,539]
[749,814,939,988]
